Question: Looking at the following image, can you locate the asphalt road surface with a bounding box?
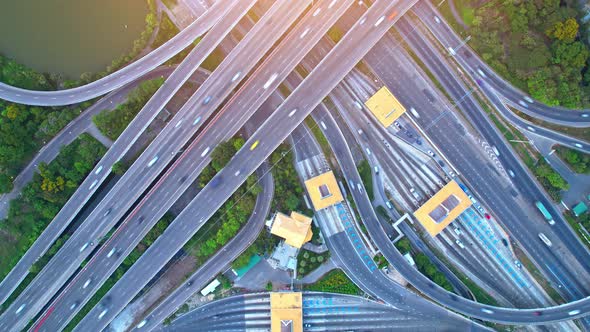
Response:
[71,1,414,330]
[0,0,256,329]
[0,0,233,106]
[413,1,590,128]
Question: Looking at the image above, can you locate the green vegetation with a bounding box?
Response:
[161,0,178,10]
[395,238,454,292]
[0,54,52,90]
[218,274,232,290]
[183,138,260,264]
[556,146,590,174]
[0,234,69,314]
[304,269,361,295]
[93,77,164,140]
[394,237,412,254]
[564,212,590,251]
[65,213,174,331]
[296,249,330,278]
[152,12,197,66]
[0,94,93,192]
[533,158,569,200]
[373,254,389,269]
[304,117,333,161]
[450,267,499,306]
[232,229,279,270]
[111,160,129,176]
[0,134,106,281]
[270,144,309,214]
[357,160,374,201]
[327,26,344,43]
[443,0,590,107]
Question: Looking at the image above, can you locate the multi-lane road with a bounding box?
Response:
[0,0,232,106]
[412,1,590,128]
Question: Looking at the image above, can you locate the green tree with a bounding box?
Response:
[546,18,579,43]
[111,160,128,175]
[0,173,13,193]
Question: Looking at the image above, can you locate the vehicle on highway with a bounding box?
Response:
[263,73,278,89]
[250,140,260,150]
[304,323,312,328]
[533,311,543,316]
[523,96,534,103]
[501,238,508,247]
[365,148,371,156]
[514,260,522,269]
[394,120,401,128]
[448,47,456,56]
[107,248,117,258]
[359,16,367,25]
[508,169,515,178]
[98,309,109,320]
[288,108,297,117]
[535,201,555,225]
[410,107,420,118]
[374,166,379,173]
[321,121,327,130]
[89,179,98,190]
[481,308,494,314]
[385,201,393,209]
[357,128,363,135]
[582,113,589,118]
[187,280,193,286]
[147,156,159,167]
[202,96,212,105]
[518,100,528,108]
[70,302,79,310]
[492,146,500,156]
[201,147,210,157]
[453,227,462,236]
[104,208,112,217]
[94,165,103,175]
[79,242,90,252]
[416,138,422,145]
[569,309,581,316]
[136,319,148,328]
[575,143,583,148]
[357,183,363,193]
[484,213,491,220]
[434,15,441,23]
[231,72,241,82]
[83,278,92,289]
[355,101,363,110]
[455,239,465,249]
[192,116,202,126]
[374,16,385,27]
[527,126,536,132]
[15,304,26,315]
[427,150,435,157]
[477,68,487,78]
[538,233,552,247]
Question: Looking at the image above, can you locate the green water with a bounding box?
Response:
[0,0,148,79]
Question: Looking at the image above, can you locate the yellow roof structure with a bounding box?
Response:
[364,86,406,127]
[413,181,472,237]
[304,171,343,211]
[271,292,302,332]
[270,212,313,248]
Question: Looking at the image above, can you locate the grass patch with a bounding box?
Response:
[327,26,344,43]
[304,117,333,161]
[304,269,362,295]
[356,160,374,201]
[555,146,590,174]
[564,212,590,251]
[297,249,330,278]
[0,135,106,285]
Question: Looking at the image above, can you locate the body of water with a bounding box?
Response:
[0,0,148,79]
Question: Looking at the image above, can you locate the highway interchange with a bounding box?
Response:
[1,0,590,330]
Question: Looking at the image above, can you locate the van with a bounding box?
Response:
[538,233,552,247]
[374,166,379,173]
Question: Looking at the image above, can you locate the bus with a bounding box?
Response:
[535,201,555,225]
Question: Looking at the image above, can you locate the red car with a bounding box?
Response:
[533,311,543,316]
[484,213,491,220]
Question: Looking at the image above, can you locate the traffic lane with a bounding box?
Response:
[74,1,412,330]
[395,18,590,285]
[0,65,209,306]
[363,26,590,321]
[29,1,311,330]
[132,164,273,331]
[411,1,590,125]
[0,1,258,329]
[0,0,234,106]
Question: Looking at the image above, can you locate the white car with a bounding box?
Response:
[481,308,494,314]
[410,107,420,118]
[136,320,148,328]
[434,16,441,23]
[518,100,528,108]
[83,279,92,289]
[427,150,435,157]
[455,239,465,249]
[523,96,534,103]
[477,68,487,78]
[568,310,581,316]
[98,309,109,319]
[508,170,515,178]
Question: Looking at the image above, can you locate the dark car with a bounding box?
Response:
[210,176,222,188]
[533,311,542,316]
[501,238,508,247]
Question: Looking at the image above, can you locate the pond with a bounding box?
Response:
[0,0,149,79]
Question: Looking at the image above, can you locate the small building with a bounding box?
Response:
[270,212,313,249]
[413,181,472,237]
[271,292,303,332]
[364,86,406,127]
[200,279,220,296]
[403,253,415,267]
[304,171,344,211]
[573,202,588,217]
